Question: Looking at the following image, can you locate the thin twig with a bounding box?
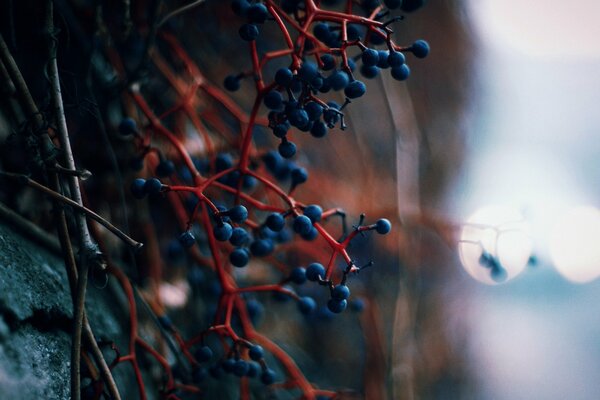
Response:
[1,172,143,250]
[157,0,206,28]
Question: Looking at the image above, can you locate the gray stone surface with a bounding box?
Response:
[0,221,138,399]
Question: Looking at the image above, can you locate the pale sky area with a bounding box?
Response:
[458,1,600,399]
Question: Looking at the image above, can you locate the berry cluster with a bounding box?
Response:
[111,0,428,398]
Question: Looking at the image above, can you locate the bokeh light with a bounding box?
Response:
[550,206,600,283]
[459,205,532,285]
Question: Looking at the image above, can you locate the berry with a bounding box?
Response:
[155,160,175,177]
[195,346,213,362]
[328,70,350,91]
[264,90,283,110]
[278,140,297,158]
[293,215,312,235]
[222,358,236,373]
[239,23,259,41]
[388,51,406,67]
[313,23,331,43]
[298,296,316,315]
[231,0,250,16]
[261,369,276,385]
[247,3,268,23]
[250,238,274,257]
[178,231,196,248]
[301,226,318,241]
[310,121,328,138]
[266,213,285,232]
[228,205,248,223]
[350,298,365,312]
[375,218,392,234]
[410,39,430,58]
[320,54,336,70]
[130,178,146,199]
[230,227,249,246]
[233,360,249,377]
[327,298,347,313]
[275,68,293,87]
[289,267,307,284]
[362,48,379,67]
[369,29,386,45]
[297,61,319,82]
[344,80,366,98]
[192,367,207,383]
[288,108,309,128]
[209,365,224,379]
[291,166,308,185]
[360,65,379,79]
[247,361,260,377]
[214,222,233,241]
[332,284,350,300]
[304,102,323,121]
[118,117,137,136]
[273,123,289,138]
[249,345,264,361]
[224,75,241,91]
[377,50,390,68]
[304,204,323,223]
[230,248,250,267]
[391,64,410,81]
[306,262,325,281]
[215,153,233,171]
[143,178,163,195]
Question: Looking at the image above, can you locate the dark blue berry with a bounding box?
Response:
[192,367,207,383]
[224,75,241,91]
[233,360,249,377]
[275,68,294,87]
[391,64,410,81]
[266,213,285,232]
[209,365,224,379]
[350,298,365,312]
[278,140,297,158]
[288,108,309,128]
[306,262,325,281]
[143,178,163,195]
[230,227,249,246]
[410,39,430,58]
[215,153,233,172]
[250,238,274,257]
[332,284,350,300]
[130,178,146,199]
[214,222,233,241]
[301,226,318,241]
[293,215,312,235]
[247,3,268,23]
[362,48,380,67]
[261,369,276,385]
[375,218,392,234]
[320,54,336,70]
[297,61,319,82]
[313,23,331,43]
[344,80,366,98]
[328,70,350,91]
[291,167,308,185]
[304,204,322,223]
[310,121,328,138]
[231,0,250,16]
[222,358,236,373]
[304,102,323,121]
[247,361,260,377]
[289,267,307,284]
[178,231,196,248]
[228,205,248,223]
[388,51,406,67]
[377,50,390,68]
[249,345,264,361]
[230,248,250,267]
[264,90,283,110]
[119,117,137,136]
[327,298,347,313]
[298,296,316,315]
[239,23,259,41]
[195,346,213,362]
[155,160,175,177]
